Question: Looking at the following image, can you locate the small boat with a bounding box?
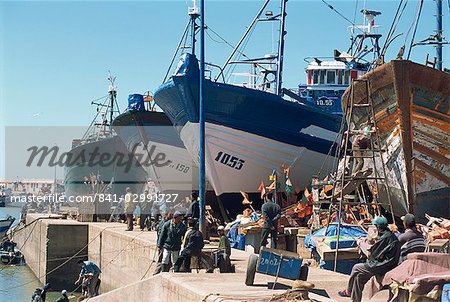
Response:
[0,250,24,265]
[0,216,15,238]
[0,239,25,265]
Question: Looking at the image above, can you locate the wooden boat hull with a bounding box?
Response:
[342,60,449,220]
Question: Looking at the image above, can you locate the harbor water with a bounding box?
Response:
[0,207,61,301]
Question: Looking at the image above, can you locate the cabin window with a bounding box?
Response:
[319,70,325,84]
[344,70,350,85]
[327,70,336,84]
[313,70,318,84]
[337,70,343,84]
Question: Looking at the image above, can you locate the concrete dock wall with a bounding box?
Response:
[88,224,156,293]
[12,214,88,290]
[89,274,203,302]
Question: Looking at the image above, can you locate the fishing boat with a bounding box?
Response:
[0,216,15,238]
[154,0,343,201]
[64,76,147,203]
[296,10,383,115]
[341,0,449,219]
[112,94,199,198]
[342,60,449,219]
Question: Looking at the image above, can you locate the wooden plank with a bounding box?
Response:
[413,142,450,166]
[414,159,450,186]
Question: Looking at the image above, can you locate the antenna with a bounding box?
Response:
[107,71,117,133]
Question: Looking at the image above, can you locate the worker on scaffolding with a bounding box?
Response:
[338,216,400,302]
[351,122,375,176]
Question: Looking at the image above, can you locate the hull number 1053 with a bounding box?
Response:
[214,151,245,170]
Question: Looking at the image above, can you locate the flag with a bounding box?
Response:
[301,187,311,204]
[283,167,290,179]
[285,177,293,197]
[240,191,251,205]
[258,182,266,199]
[266,181,276,191]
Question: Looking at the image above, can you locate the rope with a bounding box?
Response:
[0,225,123,292]
[320,0,361,31]
[380,0,409,58]
[0,216,54,270]
[406,0,424,60]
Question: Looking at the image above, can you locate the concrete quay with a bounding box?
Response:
[13,215,389,301]
[12,213,88,290]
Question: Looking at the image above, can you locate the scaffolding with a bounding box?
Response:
[314,78,397,271]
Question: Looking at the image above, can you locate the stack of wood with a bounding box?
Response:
[424,214,450,241]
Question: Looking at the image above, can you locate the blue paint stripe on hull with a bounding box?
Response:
[154,53,341,155]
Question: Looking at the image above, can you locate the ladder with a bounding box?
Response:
[328,78,396,271]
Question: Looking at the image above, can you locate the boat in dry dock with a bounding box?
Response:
[154,0,343,201]
[341,60,449,219]
[112,94,199,198]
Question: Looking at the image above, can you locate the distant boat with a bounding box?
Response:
[64,76,148,203]
[296,10,383,115]
[0,216,15,238]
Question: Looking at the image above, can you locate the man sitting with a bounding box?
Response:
[173,218,204,272]
[398,213,426,263]
[338,216,400,302]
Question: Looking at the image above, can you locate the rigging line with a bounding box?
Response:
[205,30,226,44]
[381,0,405,56]
[404,0,422,44]
[353,0,359,27]
[207,25,271,82]
[320,0,362,33]
[206,25,251,61]
[0,226,111,292]
[407,0,424,60]
[225,25,257,82]
[0,221,39,271]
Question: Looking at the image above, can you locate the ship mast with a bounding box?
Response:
[189,0,200,55]
[436,0,443,70]
[275,0,288,95]
[108,74,117,134]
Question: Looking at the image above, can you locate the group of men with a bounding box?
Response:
[339,213,426,302]
[123,188,200,232]
[154,209,204,273]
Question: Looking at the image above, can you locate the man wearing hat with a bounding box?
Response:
[173,218,204,272]
[398,213,426,262]
[55,290,69,302]
[339,216,400,302]
[157,211,187,272]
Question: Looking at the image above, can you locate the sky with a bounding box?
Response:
[0,0,449,179]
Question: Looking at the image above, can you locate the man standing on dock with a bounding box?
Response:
[75,260,102,298]
[187,191,200,221]
[260,192,282,249]
[157,211,187,272]
[124,187,135,231]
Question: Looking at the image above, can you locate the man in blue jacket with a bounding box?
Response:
[75,260,102,297]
